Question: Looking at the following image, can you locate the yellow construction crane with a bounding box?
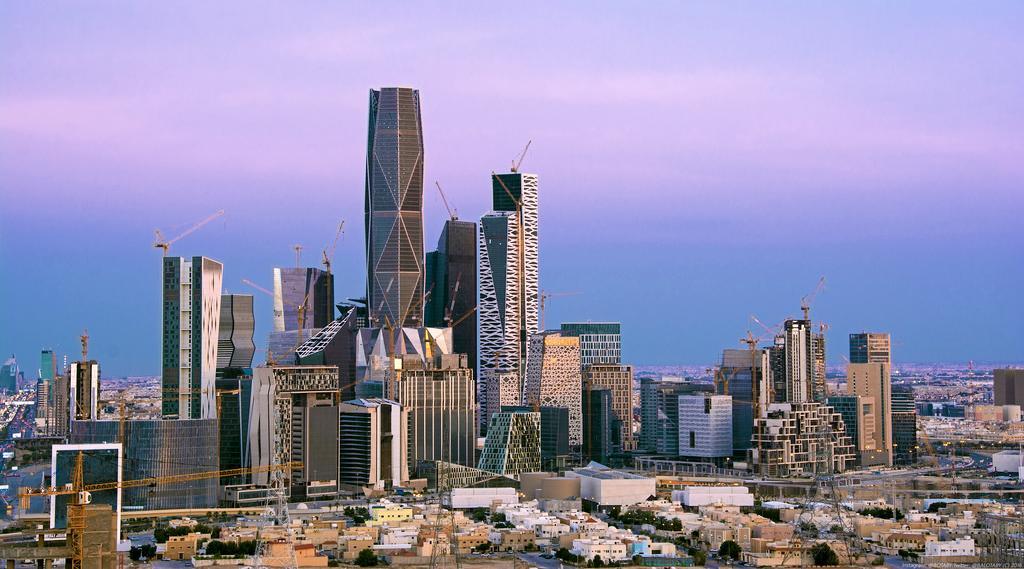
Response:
[18,452,296,569]
[539,290,581,331]
[153,209,225,255]
[321,220,346,274]
[510,140,532,173]
[434,181,458,221]
[801,276,826,320]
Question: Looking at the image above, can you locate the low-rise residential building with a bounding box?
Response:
[573,538,629,562]
[162,532,210,561]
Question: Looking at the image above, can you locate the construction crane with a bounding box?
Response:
[79,329,89,361]
[510,140,532,173]
[434,181,458,221]
[292,244,303,268]
[153,209,225,256]
[321,220,346,274]
[800,276,826,320]
[242,278,274,297]
[18,452,297,569]
[539,290,581,331]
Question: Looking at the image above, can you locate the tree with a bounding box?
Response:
[592,554,604,567]
[927,502,948,514]
[829,524,844,535]
[691,549,707,566]
[800,521,818,535]
[810,543,839,566]
[129,547,142,561]
[719,540,742,561]
[474,542,492,553]
[355,548,379,567]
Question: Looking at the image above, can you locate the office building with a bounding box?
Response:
[217,374,253,485]
[751,402,854,476]
[365,87,425,329]
[70,359,100,421]
[0,355,17,393]
[484,370,522,425]
[847,361,893,465]
[827,395,887,466]
[504,405,570,471]
[70,419,218,509]
[560,322,621,367]
[162,255,223,420]
[424,218,478,373]
[51,371,71,436]
[34,378,50,431]
[40,349,57,380]
[640,376,713,455]
[891,385,917,466]
[678,394,733,460]
[217,293,256,374]
[50,443,122,533]
[768,339,786,404]
[478,410,541,477]
[296,306,360,400]
[995,369,1024,407]
[478,170,539,429]
[585,364,635,452]
[338,398,409,491]
[781,319,813,403]
[849,333,891,364]
[249,366,341,499]
[272,267,334,332]
[524,332,582,447]
[582,388,614,464]
[719,348,771,457]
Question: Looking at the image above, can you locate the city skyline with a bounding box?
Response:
[2,2,1023,375]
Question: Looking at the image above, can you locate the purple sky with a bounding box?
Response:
[1,2,1022,376]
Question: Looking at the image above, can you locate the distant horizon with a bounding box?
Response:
[2,2,1021,376]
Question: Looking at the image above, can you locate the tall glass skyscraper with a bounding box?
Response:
[218,294,256,373]
[365,87,425,329]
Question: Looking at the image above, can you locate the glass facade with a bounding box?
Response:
[849,333,891,364]
[583,388,613,464]
[70,419,218,510]
[272,268,334,332]
[424,219,478,372]
[52,445,120,529]
[218,294,256,372]
[365,87,425,328]
[561,322,622,367]
[891,384,917,465]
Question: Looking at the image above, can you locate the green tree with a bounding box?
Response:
[592,554,604,567]
[691,549,707,566]
[129,547,142,561]
[718,540,742,561]
[354,548,379,567]
[810,542,839,566]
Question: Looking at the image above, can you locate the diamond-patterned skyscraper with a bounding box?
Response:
[365,87,425,328]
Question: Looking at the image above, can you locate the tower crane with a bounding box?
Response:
[292,244,303,268]
[510,140,532,173]
[321,220,346,274]
[79,329,89,361]
[434,181,458,221]
[539,290,581,331]
[800,276,826,320]
[242,278,274,297]
[153,209,225,256]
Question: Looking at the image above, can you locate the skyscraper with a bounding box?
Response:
[891,385,917,466]
[582,388,613,464]
[560,322,622,367]
[811,331,826,401]
[162,256,223,420]
[365,87,425,329]
[584,364,635,452]
[338,398,409,491]
[272,268,334,332]
[719,348,770,457]
[70,359,100,421]
[849,333,892,364]
[218,294,256,374]
[523,332,582,448]
[0,356,17,393]
[847,359,893,465]
[478,410,541,477]
[827,394,886,466]
[40,349,56,380]
[478,171,539,429]
[424,218,477,372]
[782,319,813,403]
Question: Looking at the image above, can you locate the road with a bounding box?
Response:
[517,552,563,569]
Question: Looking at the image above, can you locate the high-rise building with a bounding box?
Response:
[678,394,733,460]
[560,322,621,367]
[847,361,893,465]
[218,294,256,374]
[424,219,477,373]
[524,332,582,448]
[891,385,917,466]
[811,331,826,402]
[296,307,360,400]
[504,405,569,471]
[719,349,771,457]
[272,268,334,332]
[849,333,891,364]
[216,374,253,485]
[478,410,541,477]
[582,388,613,464]
[827,395,887,466]
[994,369,1024,407]
[34,378,51,432]
[365,87,425,329]
[70,360,100,421]
[162,256,223,420]
[0,356,17,393]
[40,349,56,380]
[483,370,522,425]
[338,398,409,491]
[782,319,813,404]
[584,364,634,452]
[751,402,854,476]
[249,366,341,500]
[639,376,713,455]
[478,171,539,429]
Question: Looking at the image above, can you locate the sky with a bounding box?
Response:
[1,2,1022,376]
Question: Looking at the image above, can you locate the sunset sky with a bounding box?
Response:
[1,2,1021,375]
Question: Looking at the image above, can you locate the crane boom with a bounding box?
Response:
[321,220,346,273]
[801,276,826,320]
[539,290,581,331]
[242,279,274,297]
[153,209,225,255]
[511,140,532,173]
[434,181,457,221]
